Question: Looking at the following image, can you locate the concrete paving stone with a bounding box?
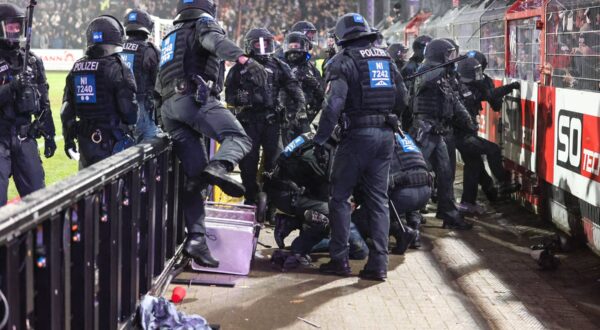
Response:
[166,173,600,329]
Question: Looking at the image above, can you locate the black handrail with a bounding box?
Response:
[0,135,186,330]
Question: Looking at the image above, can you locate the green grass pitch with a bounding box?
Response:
[7,71,79,201]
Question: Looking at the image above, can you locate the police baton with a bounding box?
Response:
[389,200,408,233]
[22,0,37,75]
[404,54,468,81]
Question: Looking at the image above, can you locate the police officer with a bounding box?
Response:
[275,20,318,61]
[410,38,476,230]
[315,13,407,281]
[353,132,431,253]
[401,35,432,78]
[281,31,323,144]
[156,0,266,268]
[462,50,519,203]
[321,28,337,73]
[455,56,520,213]
[265,132,368,270]
[0,3,55,205]
[225,28,305,205]
[61,16,137,168]
[401,35,431,129]
[387,43,409,71]
[122,9,161,142]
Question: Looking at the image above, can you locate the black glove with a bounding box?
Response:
[64,139,77,159]
[10,72,34,92]
[510,81,521,90]
[303,75,320,89]
[314,143,328,168]
[44,137,56,158]
[244,58,268,88]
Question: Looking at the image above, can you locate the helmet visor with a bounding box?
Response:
[473,64,484,81]
[303,29,317,45]
[251,37,275,55]
[0,17,26,42]
[284,40,309,53]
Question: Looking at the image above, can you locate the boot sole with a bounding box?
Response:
[203,168,245,197]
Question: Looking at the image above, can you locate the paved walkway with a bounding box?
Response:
[168,175,600,329]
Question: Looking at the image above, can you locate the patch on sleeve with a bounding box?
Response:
[160,33,177,67]
[368,60,391,88]
[74,74,97,104]
[283,135,306,157]
[396,133,420,153]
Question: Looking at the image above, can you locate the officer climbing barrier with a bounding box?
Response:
[0,136,186,330]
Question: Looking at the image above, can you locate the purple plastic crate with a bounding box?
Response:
[191,203,259,275]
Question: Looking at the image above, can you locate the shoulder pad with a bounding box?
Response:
[196,14,224,35]
[324,52,349,81]
[273,57,292,74]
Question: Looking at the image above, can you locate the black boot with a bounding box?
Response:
[183,235,220,268]
[274,214,300,249]
[391,227,417,255]
[359,269,387,281]
[498,181,521,196]
[319,258,351,276]
[406,212,422,249]
[202,161,245,197]
[441,215,473,230]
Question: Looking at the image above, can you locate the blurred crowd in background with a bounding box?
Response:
[7,0,357,58]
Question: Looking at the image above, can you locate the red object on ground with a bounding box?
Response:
[171,286,186,303]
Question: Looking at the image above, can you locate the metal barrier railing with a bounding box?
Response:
[0,136,186,330]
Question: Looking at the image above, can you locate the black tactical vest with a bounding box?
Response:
[240,58,285,110]
[413,67,453,121]
[0,51,42,118]
[121,40,158,97]
[344,47,396,114]
[70,56,119,122]
[158,20,223,98]
[391,133,427,173]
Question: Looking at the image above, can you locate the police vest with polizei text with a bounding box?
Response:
[390,133,428,178]
[121,40,154,96]
[71,56,118,121]
[344,47,396,114]
[158,20,222,99]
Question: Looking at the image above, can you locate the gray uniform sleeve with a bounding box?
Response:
[279,61,305,115]
[314,57,349,145]
[196,16,244,62]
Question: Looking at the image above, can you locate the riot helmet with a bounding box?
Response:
[174,0,217,23]
[291,21,317,46]
[388,43,409,65]
[284,32,310,64]
[457,57,483,83]
[411,35,432,61]
[466,49,488,71]
[372,28,387,48]
[0,3,26,50]
[86,15,126,57]
[424,38,455,64]
[442,38,459,60]
[245,28,275,63]
[124,9,154,35]
[335,13,376,46]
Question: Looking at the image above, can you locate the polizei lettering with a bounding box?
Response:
[359,48,388,58]
[73,61,99,72]
[123,43,139,51]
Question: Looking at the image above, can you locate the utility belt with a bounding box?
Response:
[237,106,281,124]
[390,170,431,189]
[340,112,398,131]
[163,75,218,104]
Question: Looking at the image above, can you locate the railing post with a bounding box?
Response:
[71,195,100,330]
[121,170,141,322]
[33,216,64,330]
[98,182,122,329]
[154,152,169,277]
